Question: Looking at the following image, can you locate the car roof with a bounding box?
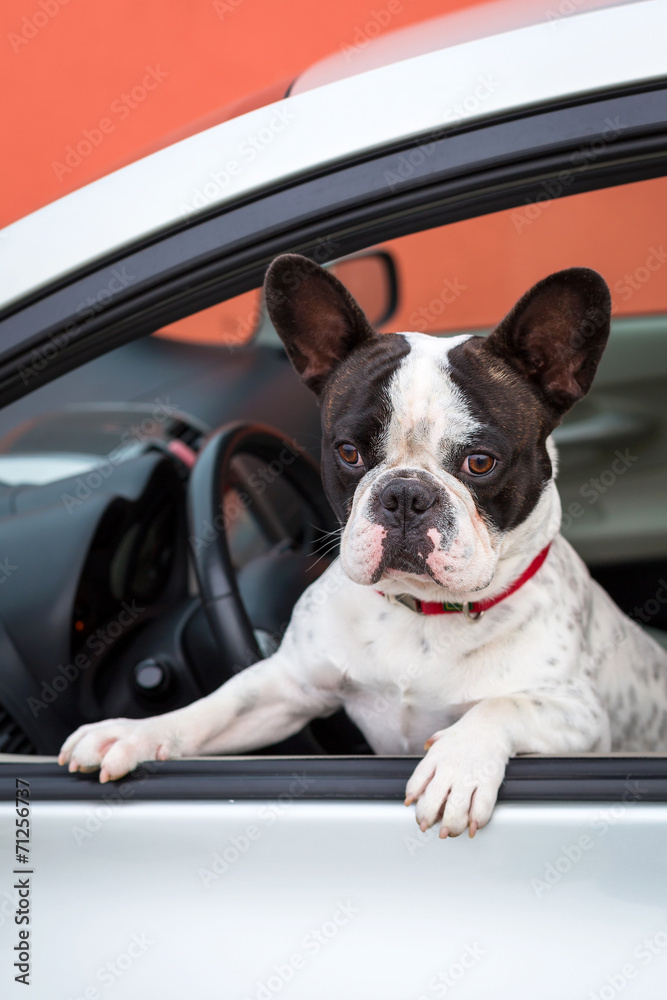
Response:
[1,0,664,314]
[291,0,632,94]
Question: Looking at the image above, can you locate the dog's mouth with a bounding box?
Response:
[377,557,497,601]
[375,545,453,588]
[377,552,482,590]
[339,470,498,594]
[385,566,432,582]
[341,517,498,597]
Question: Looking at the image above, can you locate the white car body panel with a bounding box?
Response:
[292,0,636,93]
[2,799,667,998]
[1,0,666,310]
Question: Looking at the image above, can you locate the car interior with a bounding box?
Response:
[1,172,666,758]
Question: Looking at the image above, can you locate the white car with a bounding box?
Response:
[2,1,667,996]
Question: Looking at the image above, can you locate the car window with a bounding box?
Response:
[155,289,262,346]
[154,252,396,347]
[1,163,666,758]
[375,174,667,333]
[156,175,667,346]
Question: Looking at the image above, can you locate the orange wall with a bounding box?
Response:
[157,174,667,346]
[385,176,667,329]
[9,0,660,339]
[0,0,481,228]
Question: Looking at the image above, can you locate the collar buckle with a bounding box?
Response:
[386,593,421,613]
[462,602,484,623]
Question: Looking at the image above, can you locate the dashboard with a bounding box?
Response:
[0,383,330,756]
[71,487,180,660]
[0,404,209,754]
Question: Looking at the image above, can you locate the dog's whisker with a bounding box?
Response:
[310,537,342,558]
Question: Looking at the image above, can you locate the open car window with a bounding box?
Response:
[1,169,667,755]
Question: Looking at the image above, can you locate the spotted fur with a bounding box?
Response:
[60,256,667,839]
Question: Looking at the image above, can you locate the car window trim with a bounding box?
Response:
[2,756,667,802]
[1,83,667,408]
[3,87,667,797]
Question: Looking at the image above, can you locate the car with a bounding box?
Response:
[2,0,667,996]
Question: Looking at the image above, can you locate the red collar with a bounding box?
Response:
[377,544,551,621]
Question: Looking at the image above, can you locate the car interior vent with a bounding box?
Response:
[0,702,37,754]
[169,419,205,452]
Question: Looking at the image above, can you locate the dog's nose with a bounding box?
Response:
[379,478,437,518]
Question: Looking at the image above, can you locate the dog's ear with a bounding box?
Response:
[483,268,611,418]
[264,254,377,394]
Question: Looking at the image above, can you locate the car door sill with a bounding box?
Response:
[2,754,667,802]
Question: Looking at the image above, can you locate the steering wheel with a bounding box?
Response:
[187,422,371,754]
[187,421,337,685]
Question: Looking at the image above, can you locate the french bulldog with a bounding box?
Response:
[60,254,667,837]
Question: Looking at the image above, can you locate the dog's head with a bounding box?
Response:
[265,254,611,597]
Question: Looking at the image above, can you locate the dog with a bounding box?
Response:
[60,254,667,838]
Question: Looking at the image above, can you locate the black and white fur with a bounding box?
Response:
[60,255,667,837]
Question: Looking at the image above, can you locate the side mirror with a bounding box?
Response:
[327,251,398,328]
[155,250,399,347]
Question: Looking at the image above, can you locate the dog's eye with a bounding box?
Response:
[337,443,364,468]
[462,454,496,476]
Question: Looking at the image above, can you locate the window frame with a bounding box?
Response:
[1,755,667,803]
[2,81,667,801]
[1,83,667,403]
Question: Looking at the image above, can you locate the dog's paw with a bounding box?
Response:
[58,718,174,782]
[404,729,509,838]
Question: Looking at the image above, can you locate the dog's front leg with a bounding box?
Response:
[405,683,608,838]
[59,652,340,782]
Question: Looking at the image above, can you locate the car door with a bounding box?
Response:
[2,27,667,1000]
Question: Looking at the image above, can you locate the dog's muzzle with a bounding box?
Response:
[378,477,438,520]
[369,472,456,577]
